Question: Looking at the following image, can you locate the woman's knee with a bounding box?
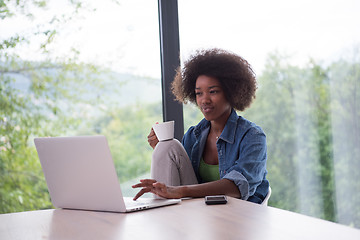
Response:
[152,139,187,163]
[153,139,181,153]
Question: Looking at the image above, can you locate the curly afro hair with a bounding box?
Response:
[172,48,257,111]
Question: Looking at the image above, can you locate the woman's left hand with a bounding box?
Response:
[132,179,182,200]
[147,127,159,149]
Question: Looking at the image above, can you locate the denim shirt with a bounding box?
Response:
[181,109,269,203]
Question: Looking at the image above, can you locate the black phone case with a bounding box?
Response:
[205,196,228,205]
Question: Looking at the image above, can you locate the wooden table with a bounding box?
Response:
[1,197,359,240]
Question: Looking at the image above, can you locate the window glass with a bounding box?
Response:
[178,0,360,228]
[0,0,161,213]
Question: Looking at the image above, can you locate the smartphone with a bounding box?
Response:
[205,195,228,205]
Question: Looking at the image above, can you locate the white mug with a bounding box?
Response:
[152,121,175,141]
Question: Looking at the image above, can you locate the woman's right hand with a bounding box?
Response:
[132,179,183,200]
[147,127,159,149]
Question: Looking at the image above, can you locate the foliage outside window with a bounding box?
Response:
[1,0,162,212]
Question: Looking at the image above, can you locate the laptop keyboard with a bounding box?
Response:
[126,201,147,207]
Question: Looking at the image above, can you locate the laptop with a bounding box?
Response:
[34,135,181,213]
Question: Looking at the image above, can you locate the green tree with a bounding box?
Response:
[0,0,110,213]
[244,50,360,228]
[327,51,360,227]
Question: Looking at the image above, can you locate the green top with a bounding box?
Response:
[199,158,220,182]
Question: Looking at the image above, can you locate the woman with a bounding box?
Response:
[133,48,269,203]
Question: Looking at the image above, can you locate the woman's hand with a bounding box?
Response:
[132,179,182,200]
[147,127,159,149]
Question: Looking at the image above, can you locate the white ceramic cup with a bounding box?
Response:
[152,121,175,141]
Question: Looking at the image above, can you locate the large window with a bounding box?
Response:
[179,0,360,228]
[0,0,161,212]
[2,0,360,229]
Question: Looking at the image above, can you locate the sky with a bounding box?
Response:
[178,0,360,73]
[1,0,360,78]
